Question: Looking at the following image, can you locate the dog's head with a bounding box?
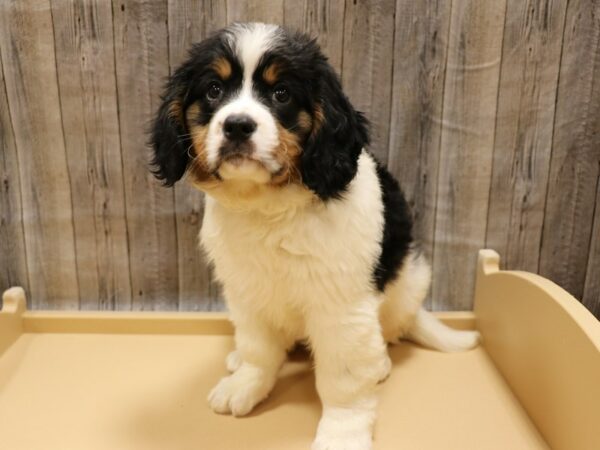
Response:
[151,23,368,200]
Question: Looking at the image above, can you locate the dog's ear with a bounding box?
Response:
[300,63,369,200]
[150,70,192,186]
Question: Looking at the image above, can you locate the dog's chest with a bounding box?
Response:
[200,154,385,306]
[201,199,382,302]
[204,205,350,271]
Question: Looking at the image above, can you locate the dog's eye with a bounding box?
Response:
[206,82,223,101]
[272,86,290,104]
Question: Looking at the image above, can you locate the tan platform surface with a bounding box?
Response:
[0,331,545,450]
[1,250,599,450]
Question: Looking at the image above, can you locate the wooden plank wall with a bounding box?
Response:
[0,0,598,317]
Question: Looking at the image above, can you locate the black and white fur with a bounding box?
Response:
[151,23,479,450]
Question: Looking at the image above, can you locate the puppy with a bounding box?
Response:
[151,23,479,450]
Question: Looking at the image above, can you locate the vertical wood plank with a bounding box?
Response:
[539,0,600,300]
[0,51,30,301]
[0,0,79,309]
[50,0,132,310]
[486,0,568,273]
[283,0,345,73]
[227,0,284,24]
[386,1,452,308]
[341,0,395,163]
[112,0,179,310]
[432,0,507,310]
[583,177,600,318]
[168,0,227,311]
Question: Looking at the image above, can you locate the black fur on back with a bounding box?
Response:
[372,160,414,291]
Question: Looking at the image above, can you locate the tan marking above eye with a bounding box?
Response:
[212,57,232,80]
[263,63,281,85]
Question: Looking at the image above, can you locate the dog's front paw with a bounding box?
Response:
[377,354,392,383]
[207,365,275,416]
[312,407,374,450]
[312,428,372,450]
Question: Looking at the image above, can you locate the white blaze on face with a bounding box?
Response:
[205,23,283,180]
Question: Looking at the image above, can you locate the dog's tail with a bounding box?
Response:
[406,308,480,352]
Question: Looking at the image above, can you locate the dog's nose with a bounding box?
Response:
[223,114,257,142]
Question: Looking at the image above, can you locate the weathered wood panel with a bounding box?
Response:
[112,0,179,311]
[341,0,395,163]
[0,0,79,309]
[0,51,30,302]
[168,0,227,311]
[50,0,132,310]
[486,0,568,273]
[583,179,600,317]
[431,0,507,310]
[0,0,599,317]
[386,0,452,309]
[227,0,284,24]
[539,0,600,299]
[168,0,228,68]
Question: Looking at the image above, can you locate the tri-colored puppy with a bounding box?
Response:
[151,22,479,450]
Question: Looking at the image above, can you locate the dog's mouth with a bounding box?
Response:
[220,140,253,160]
[216,142,276,183]
[222,153,258,167]
[217,141,282,179]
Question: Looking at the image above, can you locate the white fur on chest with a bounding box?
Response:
[200,153,384,334]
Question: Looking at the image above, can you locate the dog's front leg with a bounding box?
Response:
[309,298,390,450]
[208,315,287,416]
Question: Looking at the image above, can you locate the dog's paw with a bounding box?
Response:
[377,354,392,383]
[226,350,243,372]
[312,407,374,450]
[312,428,372,450]
[207,365,275,416]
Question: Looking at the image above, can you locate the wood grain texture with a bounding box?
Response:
[0,1,599,318]
[50,0,132,310]
[386,0,452,305]
[341,0,395,163]
[112,0,179,311]
[283,0,345,73]
[583,178,600,317]
[0,50,30,301]
[167,0,228,68]
[486,0,568,273]
[168,0,226,311]
[226,0,284,24]
[0,0,79,309]
[539,0,600,300]
[431,0,507,310]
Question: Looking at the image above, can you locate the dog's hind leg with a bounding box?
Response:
[379,249,480,352]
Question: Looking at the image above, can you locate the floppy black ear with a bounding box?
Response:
[150,74,192,186]
[300,64,369,200]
